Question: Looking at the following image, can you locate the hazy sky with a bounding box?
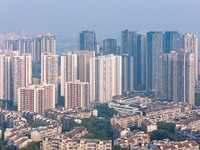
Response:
[0,0,200,37]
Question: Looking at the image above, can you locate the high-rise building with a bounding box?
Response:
[32,36,42,79]
[136,33,147,89]
[163,31,181,53]
[77,50,95,82]
[61,52,77,96]
[122,54,134,92]
[65,80,89,109]
[0,52,12,101]
[146,31,163,96]
[18,84,55,114]
[117,46,121,55]
[90,54,122,103]
[177,52,195,105]
[96,43,100,54]
[18,37,32,55]
[41,53,58,102]
[121,30,147,90]
[5,38,32,55]
[121,30,137,56]
[79,30,96,51]
[41,33,56,54]
[103,39,117,55]
[32,36,42,64]
[162,51,178,101]
[181,33,198,83]
[5,39,18,51]
[198,60,200,77]
[13,54,32,105]
[162,51,195,105]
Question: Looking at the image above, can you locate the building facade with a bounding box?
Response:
[90,54,122,103]
[77,50,95,82]
[162,51,195,105]
[32,36,42,64]
[181,33,198,83]
[41,53,58,103]
[122,54,134,92]
[79,30,96,51]
[103,39,117,55]
[0,52,12,101]
[146,31,163,96]
[13,54,32,106]
[121,30,137,56]
[41,33,56,54]
[163,31,181,53]
[61,52,77,96]
[65,80,89,109]
[18,84,55,114]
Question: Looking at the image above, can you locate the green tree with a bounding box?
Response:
[195,93,200,106]
[95,104,117,120]
[20,142,40,150]
[112,145,130,150]
[130,126,141,131]
[70,116,113,140]
[0,140,16,150]
[62,121,78,132]
[56,96,65,107]
[27,120,40,128]
[149,122,183,141]
[157,122,175,133]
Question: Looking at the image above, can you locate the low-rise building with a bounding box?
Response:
[61,116,74,131]
[114,131,150,149]
[111,114,142,128]
[4,123,32,149]
[65,126,87,138]
[148,139,199,150]
[9,136,32,149]
[31,124,62,142]
[113,124,130,140]
[141,119,157,133]
[44,108,98,121]
[108,102,139,115]
[41,136,112,150]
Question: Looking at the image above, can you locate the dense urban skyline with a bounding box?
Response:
[1,1,200,150]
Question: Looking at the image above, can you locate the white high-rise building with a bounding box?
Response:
[18,84,55,114]
[41,53,58,102]
[13,54,32,105]
[177,52,195,105]
[181,33,198,83]
[90,54,122,104]
[65,80,89,109]
[41,33,56,54]
[61,52,77,96]
[0,52,12,101]
[77,50,95,82]
[162,51,195,105]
